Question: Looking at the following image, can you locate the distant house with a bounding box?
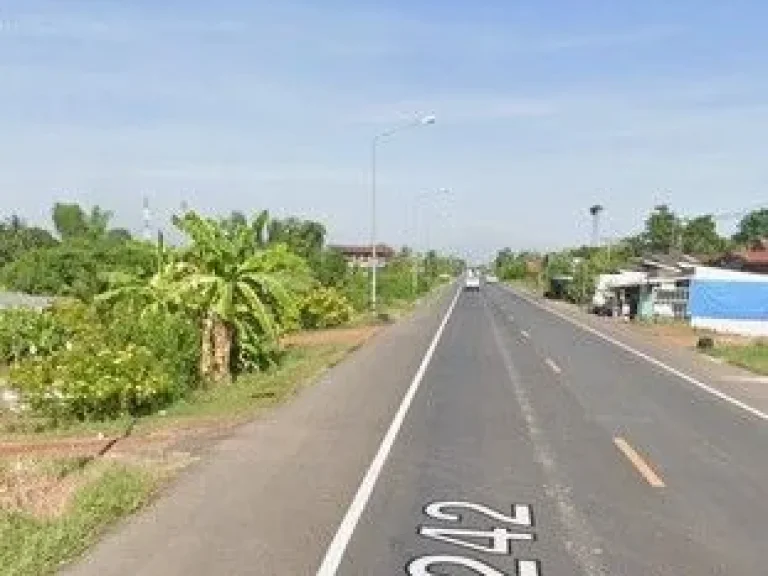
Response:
[0,291,57,311]
[593,252,699,320]
[711,239,768,275]
[329,244,396,268]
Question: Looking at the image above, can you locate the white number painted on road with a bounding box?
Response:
[408,555,540,576]
[424,501,533,527]
[411,500,541,575]
[408,555,506,575]
[516,560,541,576]
[419,526,533,554]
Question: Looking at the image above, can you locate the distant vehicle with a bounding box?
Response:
[464,273,481,291]
[485,274,499,284]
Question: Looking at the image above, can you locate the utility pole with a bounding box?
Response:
[142,196,152,242]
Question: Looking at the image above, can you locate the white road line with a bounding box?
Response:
[545,358,562,374]
[505,286,768,423]
[316,288,462,575]
[520,329,531,339]
[517,559,542,576]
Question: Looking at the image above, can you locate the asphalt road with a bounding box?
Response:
[66,284,768,576]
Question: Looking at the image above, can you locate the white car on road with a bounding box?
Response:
[464,270,481,291]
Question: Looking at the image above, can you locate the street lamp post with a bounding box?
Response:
[370,114,436,311]
[411,188,450,295]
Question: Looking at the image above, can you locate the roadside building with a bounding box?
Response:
[592,252,698,320]
[710,238,768,275]
[689,266,768,336]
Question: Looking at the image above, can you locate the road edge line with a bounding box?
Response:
[503,285,768,423]
[315,287,462,575]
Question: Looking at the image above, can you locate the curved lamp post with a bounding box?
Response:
[370,114,436,311]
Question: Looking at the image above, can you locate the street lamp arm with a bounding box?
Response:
[373,114,436,143]
[369,113,436,311]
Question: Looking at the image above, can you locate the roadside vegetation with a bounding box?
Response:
[492,205,768,376]
[0,457,160,576]
[492,205,768,303]
[0,203,461,574]
[709,340,768,375]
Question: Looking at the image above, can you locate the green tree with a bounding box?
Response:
[0,216,58,267]
[681,215,725,255]
[52,203,90,240]
[107,228,133,242]
[0,240,156,299]
[733,208,768,246]
[268,217,327,260]
[171,212,311,383]
[494,248,527,280]
[52,202,116,240]
[220,211,248,235]
[314,248,349,288]
[644,204,681,253]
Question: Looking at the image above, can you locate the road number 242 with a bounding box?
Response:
[408,501,540,575]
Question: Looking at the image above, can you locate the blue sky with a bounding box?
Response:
[2,0,767,260]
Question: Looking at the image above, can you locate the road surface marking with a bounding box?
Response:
[517,559,542,576]
[509,314,515,322]
[316,287,462,576]
[424,501,532,526]
[505,287,768,423]
[520,330,531,339]
[487,309,604,576]
[614,437,666,488]
[409,555,507,575]
[412,501,539,573]
[545,358,562,374]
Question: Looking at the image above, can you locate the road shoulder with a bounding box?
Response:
[62,286,457,576]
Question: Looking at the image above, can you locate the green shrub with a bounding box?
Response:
[11,339,177,421]
[9,300,200,421]
[105,302,200,390]
[0,307,70,364]
[340,270,370,311]
[299,287,354,329]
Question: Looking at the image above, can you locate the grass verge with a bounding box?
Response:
[158,342,354,423]
[710,342,768,375]
[0,460,159,576]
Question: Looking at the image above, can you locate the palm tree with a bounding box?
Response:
[172,212,310,383]
[96,240,181,316]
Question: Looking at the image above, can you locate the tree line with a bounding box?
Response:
[0,202,460,423]
[494,205,768,302]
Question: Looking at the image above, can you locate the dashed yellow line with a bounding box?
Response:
[613,437,666,488]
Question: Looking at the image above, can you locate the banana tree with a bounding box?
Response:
[172,212,311,383]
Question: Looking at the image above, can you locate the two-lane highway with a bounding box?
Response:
[322,285,768,575]
[66,283,767,576]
